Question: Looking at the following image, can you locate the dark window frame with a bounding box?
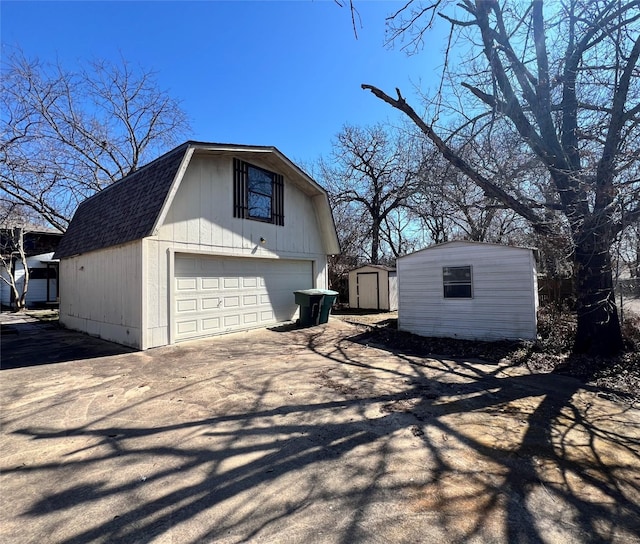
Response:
[28,267,58,280]
[443,265,473,299]
[233,158,284,225]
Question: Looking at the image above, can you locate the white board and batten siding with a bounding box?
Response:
[388,272,398,311]
[158,155,325,257]
[398,241,538,342]
[143,154,329,348]
[59,241,143,348]
[56,144,338,351]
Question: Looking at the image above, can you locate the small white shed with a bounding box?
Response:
[348,265,398,311]
[397,241,538,341]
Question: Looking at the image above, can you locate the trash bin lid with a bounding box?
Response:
[293,289,338,296]
[318,289,339,296]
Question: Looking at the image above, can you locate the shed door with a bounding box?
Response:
[174,255,313,342]
[357,272,379,309]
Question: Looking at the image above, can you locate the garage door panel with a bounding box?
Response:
[177,320,197,334]
[176,278,197,291]
[176,258,198,273]
[176,299,197,312]
[202,278,219,289]
[202,317,220,330]
[243,295,258,306]
[174,255,312,341]
[202,297,220,310]
[243,312,258,324]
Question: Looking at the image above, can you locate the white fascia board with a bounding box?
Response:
[269,148,325,194]
[313,194,340,255]
[398,240,537,260]
[151,146,195,235]
[191,143,326,196]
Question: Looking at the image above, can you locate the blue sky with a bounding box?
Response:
[2,1,448,166]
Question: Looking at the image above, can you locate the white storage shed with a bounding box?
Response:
[348,265,398,311]
[397,241,538,341]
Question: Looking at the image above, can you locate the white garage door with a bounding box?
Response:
[173,255,313,342]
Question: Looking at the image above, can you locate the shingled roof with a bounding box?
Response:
[54,143,190,259]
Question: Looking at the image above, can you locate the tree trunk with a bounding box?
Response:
[573,236,624,355]
[371,220,381,265]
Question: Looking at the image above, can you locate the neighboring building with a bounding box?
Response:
[348,265,398,311]
[0,227,62,309]
[55,141,340,349]
[397,241,538,341]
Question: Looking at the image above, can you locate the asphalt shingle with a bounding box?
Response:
[54,143,189,259]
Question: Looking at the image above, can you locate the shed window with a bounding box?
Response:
[233,158,284,225]
[443,266,472,298]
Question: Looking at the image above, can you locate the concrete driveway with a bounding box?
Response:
[1,316,639,544]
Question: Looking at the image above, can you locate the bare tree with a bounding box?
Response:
[320,123,423,265]
[0,202,39,311]
[0,226,29,311]
[414,149,528,244]
[615,220,640,279]
[1,50,190,231]
[362,0,640,355]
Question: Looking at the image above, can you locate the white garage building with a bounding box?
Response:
[55,142,340,349]
[397,241,538,341]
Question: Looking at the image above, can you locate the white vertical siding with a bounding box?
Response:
[59,153,331,350]
[388,272,398,311]
[398,242,537,341]
[141,154,329,349]
[157,155,325,256]
[143,238,171,349]
[59,241,142,348]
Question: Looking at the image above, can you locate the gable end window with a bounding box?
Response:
[443,265,472,298]
[233,158,284,225]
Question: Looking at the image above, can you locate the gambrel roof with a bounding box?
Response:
[55,141,339,259]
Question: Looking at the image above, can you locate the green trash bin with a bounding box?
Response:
[318,289,339,324]
[294,289,339,327]
[294,289,325,327]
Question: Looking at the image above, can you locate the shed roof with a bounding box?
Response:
[350,264,396,273]
[55,141,339,259]
[398,240,536,260]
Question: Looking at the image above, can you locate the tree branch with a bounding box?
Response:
[361,84,551,233]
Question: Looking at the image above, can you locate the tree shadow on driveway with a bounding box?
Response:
[1,320,135,369]
[1,322,639,543]
[309,326,640,543]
